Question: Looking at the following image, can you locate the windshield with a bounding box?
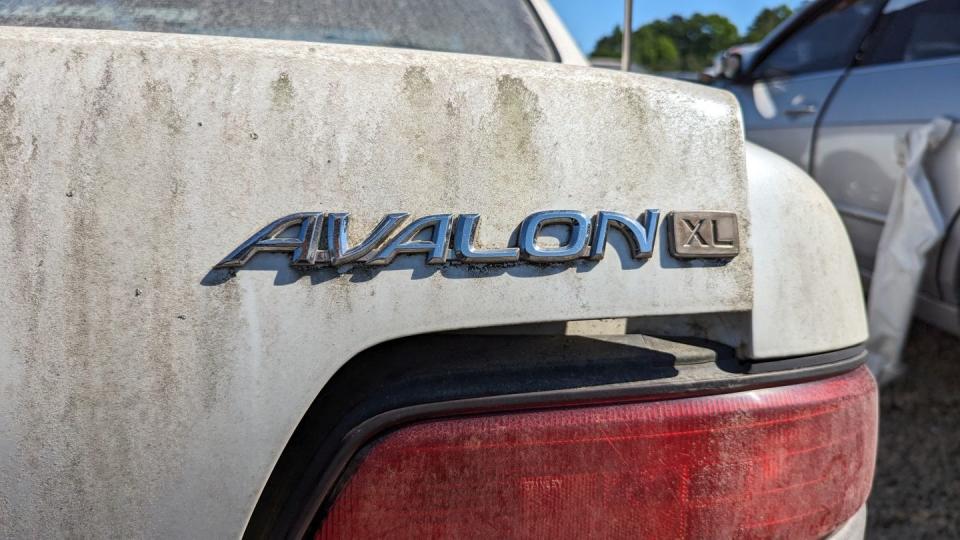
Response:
[0,0,557,61]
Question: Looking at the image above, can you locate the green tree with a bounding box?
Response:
[669,14,741,71]
[590,13,740,72]
[632,27,679,72]
[744,5,793,43]
[591,25,623,58]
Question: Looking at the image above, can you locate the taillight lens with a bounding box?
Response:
[316,366,877,539]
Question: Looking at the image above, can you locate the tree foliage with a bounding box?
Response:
[633,26,679,72]
[591,5,793,72]
[745,5,793,43]
[591,24,623,59]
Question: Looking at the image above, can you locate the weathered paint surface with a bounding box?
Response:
[0,26,858,537]
[745,142,868,358]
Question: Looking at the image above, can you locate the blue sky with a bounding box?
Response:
[550,1,799,54]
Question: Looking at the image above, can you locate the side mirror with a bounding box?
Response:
[701,50,746,84]
[721,53,742,80]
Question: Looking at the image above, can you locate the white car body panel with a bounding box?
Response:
[0,26,864,537]
[746,142,868,357]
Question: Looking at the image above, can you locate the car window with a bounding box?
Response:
[0,0,557,62]
[752,0,883,78]
[862,0,960,65]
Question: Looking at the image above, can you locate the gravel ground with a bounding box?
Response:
[867,322,960,539]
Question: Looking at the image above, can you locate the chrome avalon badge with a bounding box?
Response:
[214,210,738,270]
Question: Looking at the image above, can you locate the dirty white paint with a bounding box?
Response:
[746,143,868,358]
[0,26,859,537]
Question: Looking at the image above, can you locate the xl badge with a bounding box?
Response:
[667,212,740,259]
[213,210,738,270]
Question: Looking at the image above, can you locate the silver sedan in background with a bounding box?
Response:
[711,0,960,335]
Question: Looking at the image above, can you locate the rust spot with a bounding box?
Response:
[270,72,295,110]
[493,75,543,159]
[444,99,459,118]
[141,79,185,135]
[0,74,25,181]
[92,54,115,120]
[401,65,432,98]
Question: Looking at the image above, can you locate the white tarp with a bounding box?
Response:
[867,117,954,384]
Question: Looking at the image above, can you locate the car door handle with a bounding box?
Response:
[785,104,817,117]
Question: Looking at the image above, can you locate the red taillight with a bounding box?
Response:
[316,366,877,539]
